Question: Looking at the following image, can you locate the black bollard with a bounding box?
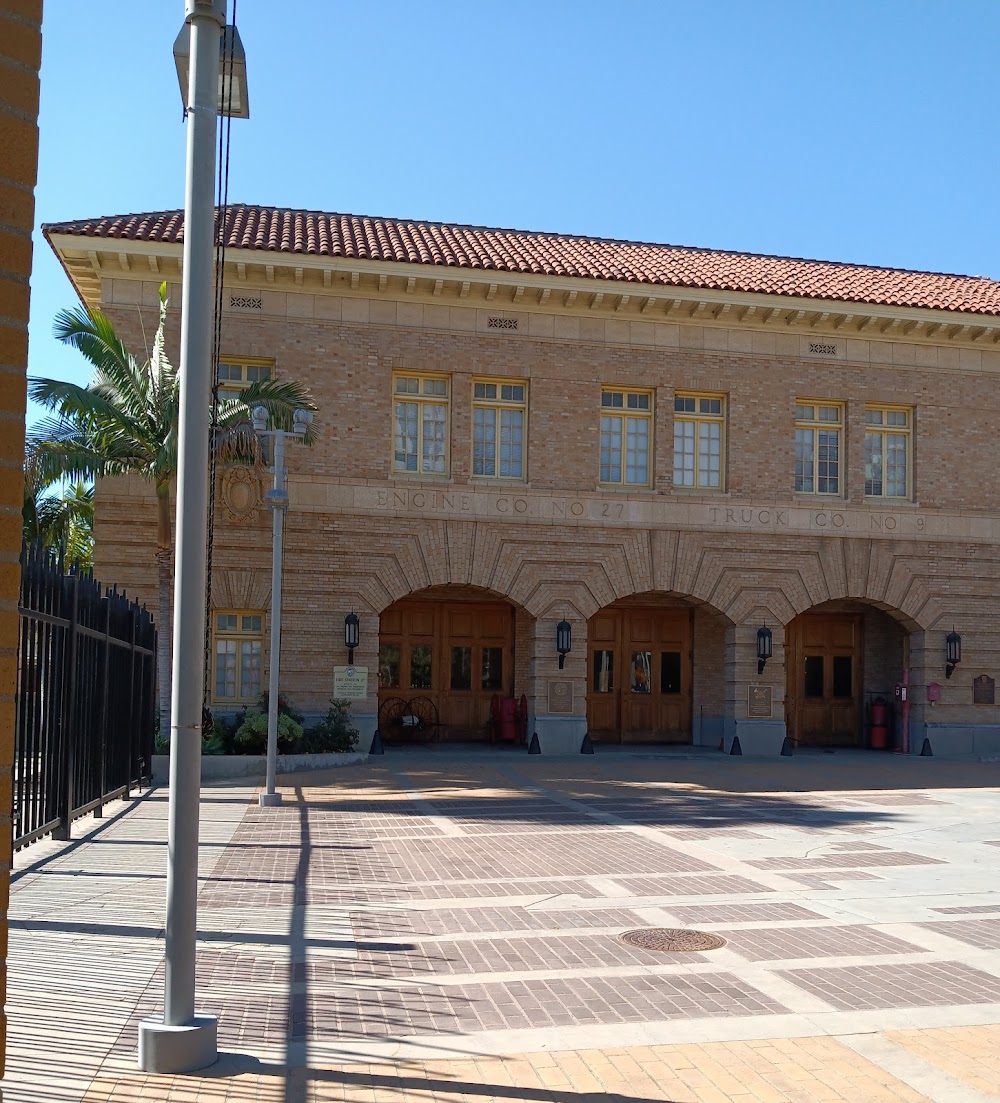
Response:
[780,736,794,757]
[729,735,743,756]
[581,733,594,754]
[369,729,385,755]
[528,732,541,754]
[920,737,933,757]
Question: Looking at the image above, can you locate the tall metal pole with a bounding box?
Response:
[260,429,287,806]
[139,0,223,1074]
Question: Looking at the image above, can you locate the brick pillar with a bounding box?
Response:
[0,0,42,1076]
[527,612,587,754]
[724,619,788,755]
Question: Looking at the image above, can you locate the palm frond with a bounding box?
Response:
[53,304,136,393]
[28,376,149,444]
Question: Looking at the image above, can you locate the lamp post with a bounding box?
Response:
[138,0,248,1074]
[254,406,313,807]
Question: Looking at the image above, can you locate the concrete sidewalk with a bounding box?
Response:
[6,752,1000,1101]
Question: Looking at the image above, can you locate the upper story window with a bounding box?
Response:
[600,388,652,487]
[865,405,910,498]
[795,401,843,495]
[217,358,273,402]
[393,373,449,475]
[213,611,263,705]
[473,380,526,480]
[673,392,724,490]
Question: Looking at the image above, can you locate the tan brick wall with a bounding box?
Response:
[77,267,1000,745]
[0,0,41,1074]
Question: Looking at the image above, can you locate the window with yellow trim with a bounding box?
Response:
[393,373,449,475]
[472,379,526,479]
[795,401,843,495]
[600,388,652,486]
[865,405,911,498]
[217,357,274,402]
[673,392,725,489]
[212,611,263,704]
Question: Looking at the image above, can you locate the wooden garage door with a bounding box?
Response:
[786,613,862,746]
[378,597,514,740]
[587,607,692,744]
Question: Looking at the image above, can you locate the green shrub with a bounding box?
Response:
[233,708,304,754]
[301,699,360,753]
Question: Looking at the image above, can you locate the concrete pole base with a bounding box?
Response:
[259,791,282,807]
[138,1014,217,1073]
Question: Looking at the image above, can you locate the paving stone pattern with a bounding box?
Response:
[8,754,1000,1103]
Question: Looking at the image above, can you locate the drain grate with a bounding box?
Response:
[620,928,726,952]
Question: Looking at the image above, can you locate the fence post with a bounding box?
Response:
[126,609,137,797]
[53,572,80,842]
[94,594,111,818]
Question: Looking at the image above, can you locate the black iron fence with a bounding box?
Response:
[15,542,157,849]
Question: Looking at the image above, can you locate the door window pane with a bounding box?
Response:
[593,651,614,693]
[630,651,652,693]
[481,647,503,690]
[409,644,432,689]
[804,655,824,698]
[832,656,853,698]
[378,644,400,688]
[450,646,472,690]
[661,651,681,694]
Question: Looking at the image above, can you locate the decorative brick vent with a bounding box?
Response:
[808,341,838,356]
[620,928,726,952]
[488,316,518,331]
[230,294,263,310]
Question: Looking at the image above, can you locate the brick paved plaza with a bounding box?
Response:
[6,750,1000,1101]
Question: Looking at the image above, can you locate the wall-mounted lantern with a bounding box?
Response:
[945,630,961,679]
[556,619,572,669]
[756,624,773,675]
[345,612,360,665]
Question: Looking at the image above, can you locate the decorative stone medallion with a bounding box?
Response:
[219,466,263,523]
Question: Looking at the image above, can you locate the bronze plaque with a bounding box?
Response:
[974,674,995,705]
[547,679,574,714]
[747,684,772,719]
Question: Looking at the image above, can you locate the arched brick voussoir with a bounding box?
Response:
[531,586,594,622]
[726,587,801,627]
[487,536,623,613]
[515,565,618,620]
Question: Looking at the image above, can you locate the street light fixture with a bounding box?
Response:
[254,406,313,808]
[138,0,248,1076]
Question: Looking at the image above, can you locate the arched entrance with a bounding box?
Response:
[785,599,910,747]
[378,585,520,741]
[587,594,725,744]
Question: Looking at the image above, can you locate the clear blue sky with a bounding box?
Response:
[28,0,1000,409]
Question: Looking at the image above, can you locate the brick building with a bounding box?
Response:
[1,0,42,1072]
[43,207,1000,756]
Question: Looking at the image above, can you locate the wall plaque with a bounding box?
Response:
[747,684,773,719]
[547,679,574,714]
[974,674,995,705]
[333,666,369,700]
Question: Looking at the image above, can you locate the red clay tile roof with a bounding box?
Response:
[43,207,1000,317]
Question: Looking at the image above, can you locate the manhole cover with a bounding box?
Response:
[619,928,726,952]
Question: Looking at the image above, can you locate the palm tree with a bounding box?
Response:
[28,282,314,735]
[22,451,94,572]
